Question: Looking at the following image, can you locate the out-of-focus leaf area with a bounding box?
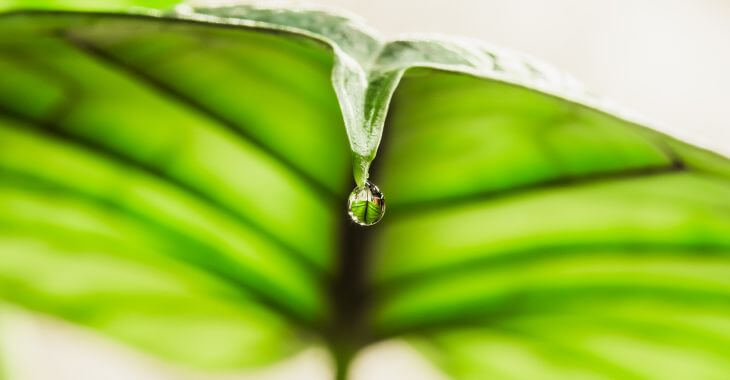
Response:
[0,0,179,12]
[371,71,730,379]
[0,9,350,370]
[1,2,730,380]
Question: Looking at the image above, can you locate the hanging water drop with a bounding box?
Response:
[347,181,385,226]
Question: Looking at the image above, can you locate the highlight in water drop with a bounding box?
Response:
[347,181,385,226]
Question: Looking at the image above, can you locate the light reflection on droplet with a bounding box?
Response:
[347,181,385,226]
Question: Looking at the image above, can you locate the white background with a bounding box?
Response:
[321,0,730,157]
[3,1,730,380]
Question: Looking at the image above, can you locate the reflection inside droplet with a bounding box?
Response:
[347,181,385,226]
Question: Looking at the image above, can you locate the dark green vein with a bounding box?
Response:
[388,163,686,216]
[489,313,730,375]
[520,313,730,358]
[0,166,324,324]
[373,243,730,293]
[374,284,730,339]
[488,326,645,379]
[328,218,373,379]
[0,105,327,278]
[59,32,339,202]
[0,51,82,122]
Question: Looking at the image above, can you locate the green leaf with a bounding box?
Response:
[1,1,730,379]
[0,0,180,13]
[0,7,343,368]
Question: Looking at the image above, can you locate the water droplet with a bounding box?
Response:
[347,181,385,226]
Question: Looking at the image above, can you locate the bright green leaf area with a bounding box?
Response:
[0,12,346,368]
[368,69,730,378]
[411,301,730,380]
[1,9,730,380]
[0,0,179,13]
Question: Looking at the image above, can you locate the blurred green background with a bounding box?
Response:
[1,1,730,380]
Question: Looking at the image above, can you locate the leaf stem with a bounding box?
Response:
[332,344,355,380]
[329,198,381,378]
